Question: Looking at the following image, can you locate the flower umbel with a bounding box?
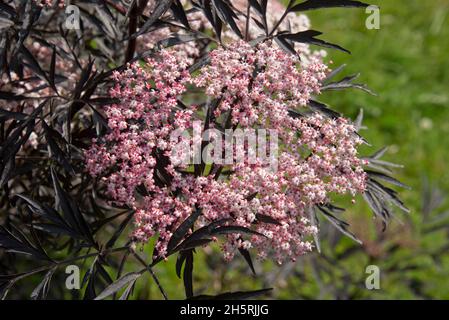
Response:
[85,40,367,263]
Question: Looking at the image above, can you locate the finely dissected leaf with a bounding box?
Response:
[94,4,118,38]
[288,108,305,119]
[189,53,211,73]
[370,147,389,160]
[183,250,194,298]
[238,248,256,275]
[166,207,202,253]
[1,119,36,187]
[32,223,81,238]
[0,281,14,300]
[317,206,362,244]
[211,225,266,238]
[278,30,351,54]
[0,158,15,188]
[170,0,190,28]
[42,121,75,175]
[0,109,27,121]
[176,251,188,279]
[255,213,282,226]
[248,0,263,16]
[0,35,8,73]
[0,226,49,260]
[274,36,297,56]
[201,0,223,41]
[30,266,57,300]
[94,272,142,300]
[73,59,95,99]
[48,45,57,93]
[212,0,243,39]
[354,108,365,131]
[0,16,14,30]
[367,178,410,213]
[0,91,26,101]
[363,190,390,229]
[289,0,369,12]
[118,279,136,300]
[106,211,135,248]
[15,194,78,237]
[308,100,341,119]
[324,64,347,82]
[50,167,94,244]
[175,238,212,252]
[175,218,232,251]
[96,260,114,286]
[156,34,206,49]
[1,119,34,161]
[91,211,130,233]
[14,1,40,51]
[322,203,346,213]
[366,171,411,190]
[19,45,50,84]
[321,73,376,95]
[133,0,174,38]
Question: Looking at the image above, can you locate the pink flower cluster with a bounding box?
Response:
[85,50,193,204]
[85,38,367,263]
[194,41,328,127]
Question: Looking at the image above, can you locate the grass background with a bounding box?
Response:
[139,0,449,299]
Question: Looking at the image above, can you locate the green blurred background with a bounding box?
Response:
[139,0,449,299]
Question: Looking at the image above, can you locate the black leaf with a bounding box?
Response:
[321,73,376,95]
[324,64,347,82]
[212,0,243,39]
[289,0,369,12]
[171,0,190,29]
[176,251,188,279]
[0,225,49,260]
[201,0,223,41]
[94,271,142,300]
[0,109,27,121]
[166,207,202,254]
[19,45,50,85]
[174,218,231,251]
[175,238,212,252]
[183,250,194,298]
[106,211,135,249]
[48,45,57,93]
[156,34,206,49]
[308,100,341,119]
[278,30,351,54]
[317,206,362,244]
[274,36,297,56]
[118,279,137,300]
[50,167,94,244]
[42,121,75,175]
[189,53,211,73]
[366,171,411,190]
[212,226,266,238]
[238,248,256,275]
[255,213,282,226]
[133,0,174,38]
[30,266,57,300]
[16,194,70,228]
